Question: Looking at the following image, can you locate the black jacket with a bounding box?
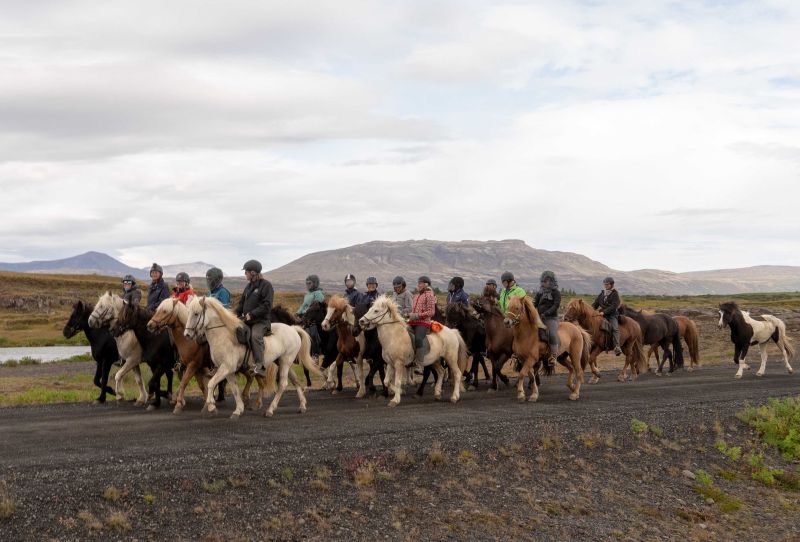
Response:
[592,289,620,318]
[534,287,561,319]
[236,278,274,324]
[123,287,142,307]
[147,279,170,311]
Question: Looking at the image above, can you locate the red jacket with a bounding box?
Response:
[409,288,436,327]
[171,287,195,305]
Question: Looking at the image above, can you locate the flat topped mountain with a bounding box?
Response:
[263,239,800,295]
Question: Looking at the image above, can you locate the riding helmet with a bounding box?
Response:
[175,272,191,284]
[206,267,223,289]
[500,271,515,283]
[344,273,356,284]
[392,275,406,287]
[242,260,262,273]
[150,263,163,276]
[485,278,497,287]
[306,274,320,289]
[449,276,464,290]
[366,276,378,286]
[417,275,431,285]
[122,274,136,285]
[603,276,615,285]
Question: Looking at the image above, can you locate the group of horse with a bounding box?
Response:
[62,290,795,419]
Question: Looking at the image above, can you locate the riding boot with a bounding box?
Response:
[415,337,430,365]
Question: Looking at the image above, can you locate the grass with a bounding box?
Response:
[105,511,132,531]
[102,485,121,502]
[738,396,800,460]
[142,493,155,505]
[202,480,226,494]
[0,493,15,520]
[631,418,648,434]
[714,439,742,462]
[427,441,445,465]
[692,469,742,513]
[279,466,294,483]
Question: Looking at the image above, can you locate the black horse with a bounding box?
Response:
[352,302,387,397]
[300,300,345,391]
[63,300,120,403]
[445,302,490,389]
[116,302,175,409]
[619,305,683,374]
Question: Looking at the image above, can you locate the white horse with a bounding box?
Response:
[88,292,147,405]
[718,302,794,379]
[358,296,468,407]
[184,296,324,418]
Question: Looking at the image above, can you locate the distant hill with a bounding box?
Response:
[0,251,215,281]
[263,239,800,295]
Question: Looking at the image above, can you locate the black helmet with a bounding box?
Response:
[501,271,515,283]
[540,270,556,282]
[603,276,615,285]
[306,274,320,289]
[366,276,378,286]
[417,275,431,285]
[392,275,406,287]
[485,278,497,287]
[449,276,464,290]
[206,267,223,289]
[122,274,136,285]
[149,263,163,275]
[175,272,190,284]
[242,260,262,273]
[344,273,355,284]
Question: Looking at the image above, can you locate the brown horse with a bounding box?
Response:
[320,295,365,395]
[471,296,513,391]
[563,298,648,382]
[646,315,700,371]
[504,296,591,402]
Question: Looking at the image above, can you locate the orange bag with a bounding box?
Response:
[430,321,443,333]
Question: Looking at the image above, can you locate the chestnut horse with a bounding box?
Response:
[471,296,513,391]
[563,298,647,382]
[320,295,365,394]
[646,315,700,372]
[504,296,591,402]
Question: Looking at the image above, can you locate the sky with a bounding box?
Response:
[0,0,798,275]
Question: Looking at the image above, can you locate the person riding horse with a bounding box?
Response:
[147,263,170,311]
[236,259,274,376]
[171,272,195,304]
[446,276,469,308]
[297,274,324,317]
[483,278,500,300]
[121,274,141,306]
[409,276,436,366]
[206,267,231,308]
[391,276,413,319]
[362,276,381,305]
[498,271,526,314]
[592,276,623,355]
[534,270,561,369]
[344,274,361,307]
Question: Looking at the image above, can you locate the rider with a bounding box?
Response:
[391,276,413,319]
[121,274,142,306]
[344,274,361,307]
[446,276,469,308]
[206,267,231,308]
[362,276,381,305]
[147,263,170,311]
[236,260,274,376]
[498,271,526,314]
[297,274,325,317]
[534,271,561,369]
[483,278,500,300]
[171,272,195,304]
[592,276,623,355]
[408,276,436,366]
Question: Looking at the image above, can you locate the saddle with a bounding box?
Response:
[235,325,251,345]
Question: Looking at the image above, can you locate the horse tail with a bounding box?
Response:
[672,328,684,369]
[293,325,325,378]
[684,319,700,365]
[261,363,279,395]
[631,335,648,375]
[762,315,795,359]
[579,329,592,371]
[456,332,469,374]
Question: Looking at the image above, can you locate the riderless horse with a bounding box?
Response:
[445,302,490,390]
[646,315,700,372]
[618,305,683,375]
[718,302,794,379]
[63,300,120,403]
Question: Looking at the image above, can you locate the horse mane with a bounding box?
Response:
[328,295,348,311]
[372,295,403,322]
[521,296,545,329]
[202,296,243,332]
[719,301,739,313]
[271,304,298,325]
[568,298,602,337]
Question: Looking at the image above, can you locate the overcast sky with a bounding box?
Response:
[0,1,798,275]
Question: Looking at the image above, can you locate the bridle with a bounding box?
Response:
[360,305,392,327]
[149,299,180,331]
[504,310,521,327]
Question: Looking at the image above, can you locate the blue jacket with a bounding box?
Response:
[446,289,469,308]
[361,289,381,306]
[208,285,231,308]
[345,287,361,307]
[147,279,170,311]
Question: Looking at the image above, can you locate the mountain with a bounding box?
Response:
[0,251,216,281]
[263,239,800,295]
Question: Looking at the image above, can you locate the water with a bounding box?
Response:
[0,346,92,363]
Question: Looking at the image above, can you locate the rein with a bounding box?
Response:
[505,310,521,327]
[361,306,393,327]
[149,300,180,332]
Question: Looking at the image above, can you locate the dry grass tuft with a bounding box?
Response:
[102,485,121,502]
[77,510,103,531]
[105,511,131,531]
[354,463,376,487]
[394,448,415,466]
[202,479,226,494]
[427,441,446,465]
[0,495,16,520]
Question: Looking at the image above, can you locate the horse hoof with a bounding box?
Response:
[146,404,156,412]
[450,396,459,404]
[434,394,442,401]
[263,410,274,417]
[756,372,764,378]
[735,374,743,380]
[298,406,307,414]
[229,412,240,420]
[569,393,579,401]
[589,377,599,384]
[388,401,399,408]
[517,395,526,403]
[528,395,539,403]
[172,406,183,414]
[331,390,338,396]
[789,368,794,375]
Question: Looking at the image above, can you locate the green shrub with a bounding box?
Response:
[739,397,800,460]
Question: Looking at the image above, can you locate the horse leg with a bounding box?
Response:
[756,345,768,377]
[215,379,226,403]
[204,365,232,414]
[432,363,446,401]
[569,345,582,400]
[379,362,388,397]
[265,362,291,417]
[388,361,403,407]
[444,354,463,404]
[132,365,147,405]
[173,361,197,414]
[778,336,794,374]
[735,344,750,379]
[335,359,344,393]
[163,367,174,402]
[113,357,135,403]
[146,365,164,411]
[417,365,432,396]
[93,361,110,403]
[225,372,244,419]
[304,367,312,388]
[287,369,308,414]
[516,357,529,401]
[526,362,540,403]
[467,355,480,391]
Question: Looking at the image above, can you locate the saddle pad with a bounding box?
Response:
[430,321,443,333]
[235,325,251,345]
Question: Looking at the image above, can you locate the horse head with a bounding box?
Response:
[718,302,739,329]
[504,296,526,328]
[302,300,328,328]
[147,297,178,333]
[563,298,586,324]
[358,297,399,330]
[184,296,207,340]
[63,300,88,338]
[445,302,468,328]
[88,292,119,330]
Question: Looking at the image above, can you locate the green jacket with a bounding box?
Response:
[499,284,527,314]
[297,288,325,315]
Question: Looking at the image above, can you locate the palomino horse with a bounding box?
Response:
[646,315,700,371]
[471,296,513,391]
[63,300,120,403]
[320,295,366,394]
[358,297,468,407]
[88,292,172,407]
[563,298,647,382]
[504,296,591,402]
[619,305,683,375]
[184,296,323,418]
[718,302,795,379]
